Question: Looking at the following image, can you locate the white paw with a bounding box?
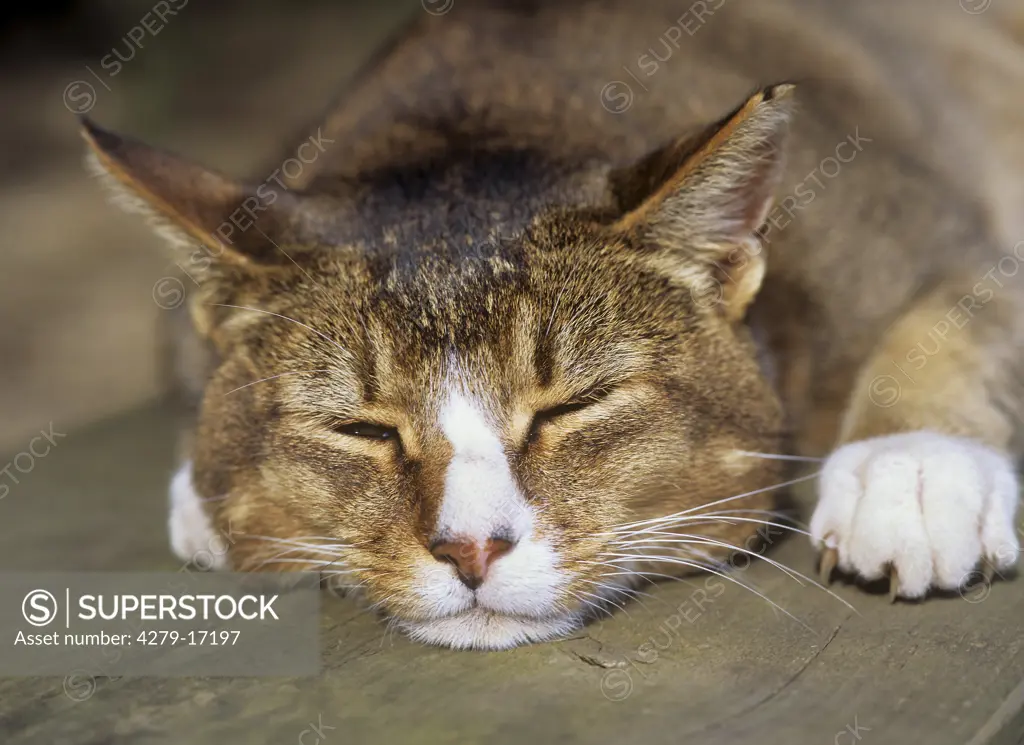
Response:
[168,461,227,569]
[810,431,1020,597]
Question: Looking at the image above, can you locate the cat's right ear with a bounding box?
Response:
[80,118,323,273]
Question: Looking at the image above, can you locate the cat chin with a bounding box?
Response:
[399,608,582,650]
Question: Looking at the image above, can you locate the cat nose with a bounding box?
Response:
[430,537,516,590]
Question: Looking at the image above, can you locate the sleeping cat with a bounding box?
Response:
[84,0,1024,649]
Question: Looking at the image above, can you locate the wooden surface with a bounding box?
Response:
[0,404,1022,744]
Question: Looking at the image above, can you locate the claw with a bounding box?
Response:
[819,546,838,585]
[889,566,900,603]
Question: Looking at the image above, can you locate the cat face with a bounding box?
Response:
[86,85,794,649]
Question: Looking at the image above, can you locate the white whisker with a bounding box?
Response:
[611,471,820,532]
[241,534,355,551]
[580,560,707,590]
[562,589,600,616]
[213,304,350,358]
[601,553,812,631]
[223,369,332,396]
[606,534,855,611]
[256,557,346,571]
[575,588,631,617]
[733,450,824,463]
[613,516,810,540]
[577,578,665,613]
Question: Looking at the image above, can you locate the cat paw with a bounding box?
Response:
[809,431,1020,598]
[168,461,227,570]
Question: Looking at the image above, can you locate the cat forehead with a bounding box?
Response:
[350,243,664,346]
[271,248,678,404]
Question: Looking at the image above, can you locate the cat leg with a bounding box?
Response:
[811,282,1023,598]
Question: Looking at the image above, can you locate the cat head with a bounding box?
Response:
[85,85,793,649]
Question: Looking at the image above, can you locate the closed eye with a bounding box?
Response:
[332,421,400,443]
[528,385,613,443]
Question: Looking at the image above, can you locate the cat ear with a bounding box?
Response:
[80,118,324,272]
[611,84,795,321]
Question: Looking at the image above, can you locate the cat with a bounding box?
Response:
[83,0,1024,649]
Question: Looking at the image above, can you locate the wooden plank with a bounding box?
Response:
[0,404,1021,744]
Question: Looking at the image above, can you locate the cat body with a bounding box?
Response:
[87,0,1024,649]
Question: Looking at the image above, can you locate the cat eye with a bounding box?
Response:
[527,386,613,443]
[333,421,400,442]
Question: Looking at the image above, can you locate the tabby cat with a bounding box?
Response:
[84,0,1024,648]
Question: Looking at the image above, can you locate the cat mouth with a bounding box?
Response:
[398,606,582,650]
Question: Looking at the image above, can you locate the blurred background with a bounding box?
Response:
[1,0,416,450]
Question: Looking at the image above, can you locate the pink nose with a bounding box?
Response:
[430,537,515,590]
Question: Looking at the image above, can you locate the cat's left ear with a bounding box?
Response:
[81,118,338,339]
[611,84,795,321]
[79,117,329,271]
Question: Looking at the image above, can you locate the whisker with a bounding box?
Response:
[564,589,607,618]
[613,517,810,540]
[625,535,857,612]
[240,533,352,543]
[575,588,631,617]
[250,547,351,566]
[608,537,807,585]
[322,571,362,585]
[255,545,344,562]
[577,578,666,613]
[223,369,332,396]
[369,593,397,609]
[733,450,824,463]
[610,471,820,532]
[256,556,346,571]
[381,616,398,649]
[240,534,355,551]
[212,304,350,358]
[578,578,660,603]
[256,558,343,567]
[600,553,812,631]
[580,560,707,591]
[244,536,354,570]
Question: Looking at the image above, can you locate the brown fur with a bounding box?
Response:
[83,0,1024,638]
